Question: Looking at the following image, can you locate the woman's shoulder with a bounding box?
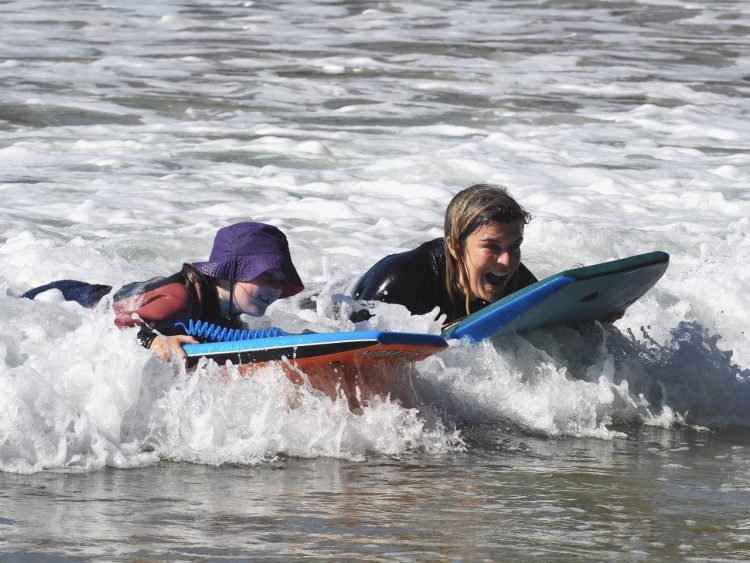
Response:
[352,238,444,300]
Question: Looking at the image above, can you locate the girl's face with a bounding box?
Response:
[449,220,524,303]
[231,269,286,317]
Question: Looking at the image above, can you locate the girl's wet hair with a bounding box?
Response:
[443,183,531,316]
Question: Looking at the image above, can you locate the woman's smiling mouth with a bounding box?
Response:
[484,271,507,287]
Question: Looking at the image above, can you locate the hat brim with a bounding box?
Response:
[193,253,304,298]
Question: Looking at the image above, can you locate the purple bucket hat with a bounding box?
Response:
[192,222,304,298]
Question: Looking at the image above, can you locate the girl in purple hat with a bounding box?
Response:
[22,222,304,361]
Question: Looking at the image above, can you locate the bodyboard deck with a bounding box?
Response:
[183,330,448,368]
[443,251,669,343]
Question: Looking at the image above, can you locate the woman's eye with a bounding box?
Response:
[482,242,521,254]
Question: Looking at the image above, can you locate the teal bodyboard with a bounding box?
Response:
[443,251,669,343]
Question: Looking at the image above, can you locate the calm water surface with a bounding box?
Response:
[2,427,749,560]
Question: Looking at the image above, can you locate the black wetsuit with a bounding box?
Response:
[351,238,537,325]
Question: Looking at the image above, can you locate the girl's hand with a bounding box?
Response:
[148,334,198,361]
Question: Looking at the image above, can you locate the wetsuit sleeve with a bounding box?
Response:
[351,246,439,317]
[113,282,195,335]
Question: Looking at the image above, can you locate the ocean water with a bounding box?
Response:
[1,0,749,559]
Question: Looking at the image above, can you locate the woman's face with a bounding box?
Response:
[231,269,286,317]
[450,220,524,303]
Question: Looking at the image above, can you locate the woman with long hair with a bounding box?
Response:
[352,184,535,326]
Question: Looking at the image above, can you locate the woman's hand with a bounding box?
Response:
[148,334,198,361]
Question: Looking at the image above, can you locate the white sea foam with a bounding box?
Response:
[1,0,749,472]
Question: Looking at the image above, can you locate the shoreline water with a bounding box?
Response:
[2,426,748,560]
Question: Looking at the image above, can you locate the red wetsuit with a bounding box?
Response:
[112,265,231,346]
[23,265,231,347]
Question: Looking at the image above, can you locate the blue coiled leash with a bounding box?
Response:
[175,319,287,343]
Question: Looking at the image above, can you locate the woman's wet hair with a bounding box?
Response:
[444,183,531,315]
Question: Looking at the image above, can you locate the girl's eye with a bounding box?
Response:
[261,272,285,287]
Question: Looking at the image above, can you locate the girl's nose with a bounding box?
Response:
[270,279,284,294]
[497,251,511,266]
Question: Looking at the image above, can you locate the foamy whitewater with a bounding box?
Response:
[1,0,749,477]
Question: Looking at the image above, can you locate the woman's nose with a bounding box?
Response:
[497,251,511,266]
